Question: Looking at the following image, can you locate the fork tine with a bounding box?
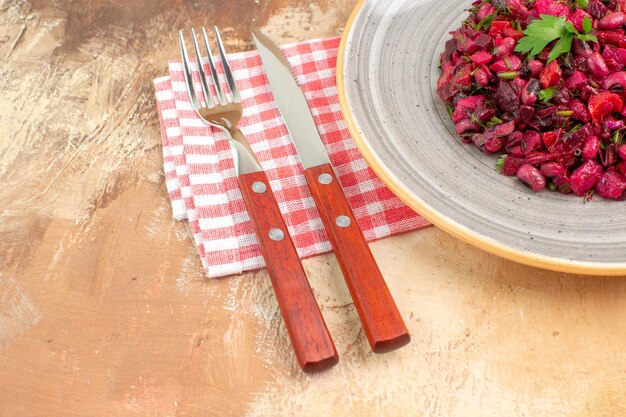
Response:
[191,28,215,108]
[201,27,227,106]
[214,26,241,103]
[179,31,201,112]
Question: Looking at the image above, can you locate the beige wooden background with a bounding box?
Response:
[0,0,624,416]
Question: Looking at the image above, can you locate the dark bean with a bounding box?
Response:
[598,12,626,30]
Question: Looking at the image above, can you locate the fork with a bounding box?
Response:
[179,27,338,373]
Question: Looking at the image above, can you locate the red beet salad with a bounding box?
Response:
[437,0,626,200]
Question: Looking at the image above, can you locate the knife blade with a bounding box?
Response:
[253,29,410,353]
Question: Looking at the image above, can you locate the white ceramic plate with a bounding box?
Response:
[337,0,626,275]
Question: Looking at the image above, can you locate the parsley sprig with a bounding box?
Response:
[515,14,597,62]
[538,87,556,102]
[476,12,498,30]
[574,0,589,9]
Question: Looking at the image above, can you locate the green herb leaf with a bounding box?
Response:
[496,154,508,172]
[462,18,477,30]
[539,87,556,102]
[548,32,574,62]
[565,21,577,34]
[477,13,497,30]
[489,116,503,125]
[516,14,597,62]
[482,116,504,129]
[569,123,583,134]
[578,34,598,42]
[612,128,625,144]
[497,71,520,79]
[582,16,592,34]
[576,0,589,9]
[515,14,569,58]
[467,0,489,14]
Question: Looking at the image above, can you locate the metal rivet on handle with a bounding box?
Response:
[318,173,333,185]
[269,228,285,241]
[252,181,267,194]
[336,215,351,228]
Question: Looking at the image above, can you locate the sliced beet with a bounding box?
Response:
[493,81,520,115]
[515,105,535,130]
[587,0,609,19]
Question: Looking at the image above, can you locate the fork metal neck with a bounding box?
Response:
[229,135,263,175]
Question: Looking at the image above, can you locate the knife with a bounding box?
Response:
[253,29,410,353]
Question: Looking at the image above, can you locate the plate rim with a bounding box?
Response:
[336,0,626,276]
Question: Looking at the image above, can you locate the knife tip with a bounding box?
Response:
[251,28,271,46]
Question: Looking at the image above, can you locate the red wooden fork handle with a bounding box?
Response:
[304,163,410,353]
[238,171,338,372]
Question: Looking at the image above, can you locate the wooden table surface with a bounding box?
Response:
[0,1,625,416]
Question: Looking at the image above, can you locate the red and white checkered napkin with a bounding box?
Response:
[154,36,430,278]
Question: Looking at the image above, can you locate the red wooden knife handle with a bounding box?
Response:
[304,163,410,353]
[238,171,338,372]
